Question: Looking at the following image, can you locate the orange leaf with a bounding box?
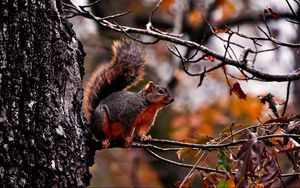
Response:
[230,82,247,100]
[214,27,229,33]
[188,10,203,27]
[227,177,236,187]
[160,0,174,10]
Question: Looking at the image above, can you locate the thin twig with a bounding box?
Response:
[281,80,292,116]
[79,0,103,9]
[179,151,206,188]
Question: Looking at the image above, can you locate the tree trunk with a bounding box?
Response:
[0,0,91,187]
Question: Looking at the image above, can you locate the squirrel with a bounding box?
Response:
[83,39,174,148]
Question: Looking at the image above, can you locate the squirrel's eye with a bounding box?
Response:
[157,89,164,95]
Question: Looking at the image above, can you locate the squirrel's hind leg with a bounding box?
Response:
[91,105,112,149]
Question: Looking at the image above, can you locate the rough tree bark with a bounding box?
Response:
[0,0,91,187]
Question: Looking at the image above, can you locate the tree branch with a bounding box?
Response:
[63,1,300,82]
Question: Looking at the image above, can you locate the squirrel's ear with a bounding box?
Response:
[145,81,155,93]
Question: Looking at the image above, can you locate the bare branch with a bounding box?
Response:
[63,1,300,82]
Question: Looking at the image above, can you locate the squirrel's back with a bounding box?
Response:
[83,39,145,124]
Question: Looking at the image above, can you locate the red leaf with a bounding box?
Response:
[203,55,215,62]
[268,8,281,19]
[230,82,247,100]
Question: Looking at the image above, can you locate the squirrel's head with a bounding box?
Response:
[143,81,174,106]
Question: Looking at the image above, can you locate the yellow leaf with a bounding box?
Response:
[176,147,193,161]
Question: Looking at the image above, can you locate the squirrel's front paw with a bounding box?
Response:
[124,137,133,148]
[140,135,152,141]
[101,139,110,149]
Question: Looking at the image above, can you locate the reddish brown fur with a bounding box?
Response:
[103,122,124,138]
[83,65,109,124]
[134,103,165,137]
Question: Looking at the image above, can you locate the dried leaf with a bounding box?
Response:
[202,173,222,188]
[270,128,285,144]
[234,140,252,187]
[214,27,230,33]
[233,135,281,188]
[258,149,281,187]
[197,72,206,88]
[258,93,279,118]
[230,82,247,100]
[177,147,193,161]
[267,8,281,19]
[175,180,192,188]
[286,119,300,133]
[277,146,300,153]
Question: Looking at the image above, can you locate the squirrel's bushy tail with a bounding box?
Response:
[83,39,145,124]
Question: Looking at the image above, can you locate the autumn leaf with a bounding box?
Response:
[214,27,230,33]
[260,8,281,20]
[258,149,282,187]
[258,93,279,118]
[233,140,252,187]
[160,0,174,10]
[233,134,281,188]
[175,180,192,188]
[227,178,235,188]
[267,8,281,19]
[270,128,285,144]
[202,173,222,188]
[188,9,202,27]
[176,147,193,161]
[230,82,247,100]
